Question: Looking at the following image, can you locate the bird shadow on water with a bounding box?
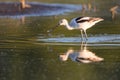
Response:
[59,42,104,63]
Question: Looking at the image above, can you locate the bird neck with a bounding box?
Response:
[65,23,74,30]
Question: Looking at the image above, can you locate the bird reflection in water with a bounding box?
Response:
[59,42,104,63]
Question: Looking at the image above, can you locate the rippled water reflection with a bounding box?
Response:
[0,41,120,80]
[59,42,104,63]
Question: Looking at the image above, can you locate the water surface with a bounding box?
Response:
[0,0,120,80]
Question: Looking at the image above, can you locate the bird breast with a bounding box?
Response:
[69,18,79,29]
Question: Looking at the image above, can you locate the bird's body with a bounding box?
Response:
[69,17,102,30]
[58,17,104,40]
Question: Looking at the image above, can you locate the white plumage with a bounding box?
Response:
[58,16,104,40]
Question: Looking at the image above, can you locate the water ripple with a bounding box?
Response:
[38,34,120,46]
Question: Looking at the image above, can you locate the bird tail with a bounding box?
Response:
[92,17,104,24]
[98,18,104,21]
[95,17,104,22]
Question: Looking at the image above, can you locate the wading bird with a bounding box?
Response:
[48,17,104,41]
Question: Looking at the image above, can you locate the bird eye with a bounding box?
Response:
[60,21,63,23]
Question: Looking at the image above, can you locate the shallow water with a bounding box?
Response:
[39,34,120,43]
[0,0,120,80]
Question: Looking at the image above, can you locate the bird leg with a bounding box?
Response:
[80,30,84,41]
[83,30,88,41]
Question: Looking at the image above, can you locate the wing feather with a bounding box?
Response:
[75,17,91,23]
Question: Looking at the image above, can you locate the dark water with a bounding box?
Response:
[0,0,120,80]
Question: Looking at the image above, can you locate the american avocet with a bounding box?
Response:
[48,16,104,41]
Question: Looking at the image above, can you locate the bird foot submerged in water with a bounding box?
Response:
[81,38,88,42]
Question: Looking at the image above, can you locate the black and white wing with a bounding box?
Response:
[69,16,103,29]
[75,17,104,23]
[75,17,92,23]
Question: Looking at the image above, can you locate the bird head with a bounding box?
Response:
[58,19,68,26]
